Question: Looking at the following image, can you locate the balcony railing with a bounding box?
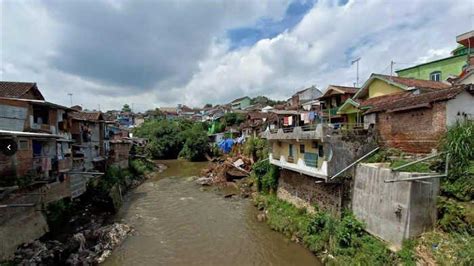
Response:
[322,107,339,116]
[268,153,328,180]
[262,124,323,140]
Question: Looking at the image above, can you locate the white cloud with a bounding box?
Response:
[1,0,473,111]
[175,0,473,106]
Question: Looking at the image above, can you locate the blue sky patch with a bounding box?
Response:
[227,0,315,50]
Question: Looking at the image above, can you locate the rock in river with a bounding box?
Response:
[195,177,213,186]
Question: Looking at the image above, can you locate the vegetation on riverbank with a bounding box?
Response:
[133,119,210,161]
[253,194,396,265]
[249,154,395,264]
[440,120,473,201]
[7,158,157,264]
[358,121,474,264]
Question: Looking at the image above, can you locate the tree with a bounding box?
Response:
[223,112,245,126]
[122,104,132,112]
[133,118,210,161]
[204,103,213,108]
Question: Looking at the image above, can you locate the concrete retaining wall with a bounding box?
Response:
[0,207,48,261]
[352,164,438,249]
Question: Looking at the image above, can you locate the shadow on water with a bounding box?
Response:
[104,160,321,266]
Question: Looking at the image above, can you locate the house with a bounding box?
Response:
[457,55,474,85]
[240,111,278,137]
[261,105,274,113]
[261,109,376,215]
[338,73,450,124]
[361,85,473,153]
[0,82,74,180]
[177,104,196,119]
[337,74,469,153]
[0,82,76,259]
[318,85,358,123]
[231,96,251,110]
[69,109,106,171]
[396,30,473,81]
[108,139,132,169]
[289,85,323,107]
[159,107,178,120]
[117,112,134,128]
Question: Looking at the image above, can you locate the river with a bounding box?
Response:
[104,160,321,266]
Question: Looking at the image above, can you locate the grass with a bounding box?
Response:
[416,230,474,265]
[364,148,433,173]
[254,194,396,265]
[390,159,432,173]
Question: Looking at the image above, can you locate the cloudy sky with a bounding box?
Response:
[1,0,473,111]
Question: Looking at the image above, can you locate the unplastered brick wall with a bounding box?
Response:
[376,102,446,153]
[277,169,344,216]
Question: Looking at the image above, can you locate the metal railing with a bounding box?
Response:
[301,124,317,131]
[322,107,339,116]
[265,122,373,136]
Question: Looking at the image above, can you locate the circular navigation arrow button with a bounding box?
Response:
[1,139,18,156]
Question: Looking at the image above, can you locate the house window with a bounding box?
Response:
[289,144,294,157]
[18,139,29,150]
[300,144,305,153]
[430,71,441,81]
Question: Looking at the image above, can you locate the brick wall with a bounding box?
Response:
[376,102,446,153]
[109,142,131,168]
[277,169,345,216]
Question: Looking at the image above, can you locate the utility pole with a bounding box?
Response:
[390,60,395,77]
[351,57,361,87]
[67,93,73,106]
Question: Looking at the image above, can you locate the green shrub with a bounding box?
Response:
[129,159,153,176]
[243,137,268,161]
[178,124,210,161]
[252,160,279,193]
[45,199,72,230]
[437,197,473,234]
[336,213,365,247]
[397,239,417,266]
[440,120,474,201]
[254,194,395,264]
[223,112,246,126]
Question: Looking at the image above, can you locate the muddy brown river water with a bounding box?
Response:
[104,160,321,266]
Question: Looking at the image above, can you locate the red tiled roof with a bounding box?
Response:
[374,74,451,90]
[0,81,44,100]
[359,91,412,108]
[364,86,467,114]
[69,111,104,121]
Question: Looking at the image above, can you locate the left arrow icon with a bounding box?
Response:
[1,140,17,156]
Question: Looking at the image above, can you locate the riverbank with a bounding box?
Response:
[4,159,164,265]
[104,159,320,265]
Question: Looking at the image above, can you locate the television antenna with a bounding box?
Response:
[351,57,361,87]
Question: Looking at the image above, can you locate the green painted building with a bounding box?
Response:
[396,32,473,81]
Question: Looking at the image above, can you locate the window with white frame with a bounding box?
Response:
[430,71,441,81]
